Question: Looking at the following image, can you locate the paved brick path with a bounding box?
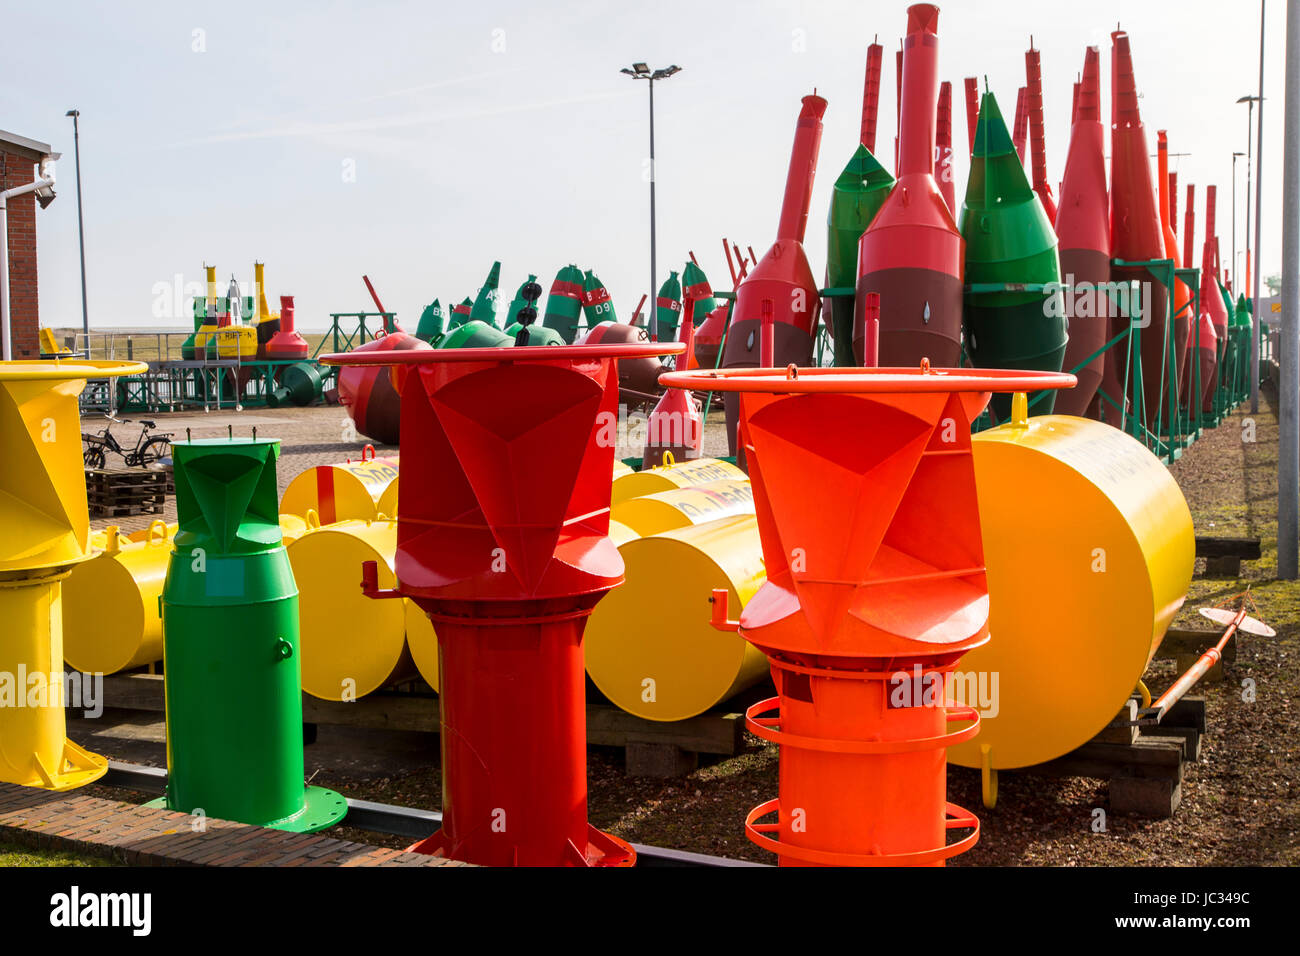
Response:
[0,782,465,867]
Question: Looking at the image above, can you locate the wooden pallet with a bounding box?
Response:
[93,671,752,778]
[1005,696,1206,819]
[85,467,172,517]
[1194,535,1261,577]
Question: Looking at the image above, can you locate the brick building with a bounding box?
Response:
[1,130,60,360]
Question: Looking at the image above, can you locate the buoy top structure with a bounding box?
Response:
[1024,42,1057,223]
[159,434,347,832]
[0,360,147,573]
[543,264,585,342]
[721,91,827,455]
[1054,45,1110,418]
[320,339,683,867]
[1157,130,1194,400]
[415,299,446,344]
[0,359,144,792]
[855,4,965,370]
[661,363,1074,867]
[468,260,501,327]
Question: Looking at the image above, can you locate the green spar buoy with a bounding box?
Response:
[469,260,502,327]
[505,274,539,327]
[826,144,894,366]
[655,270,683,341]
[415,299,447,344]
[149,436,347,833]
[581,269,617,330]
[959,90,1067,419]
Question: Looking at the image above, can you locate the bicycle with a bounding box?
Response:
[82,416,173,469]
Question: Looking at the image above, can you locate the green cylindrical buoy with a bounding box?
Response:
[655,271,683,341]
[581,269,617,330]
[469,261,502,327]
[437,319,513,349]
[543,265,585,343]
[451,297,473,328]
[415,299,447,343]
[960,91,1066,419]
[826,145,894,366]
[154,437,346,833]
[681,260,718,332]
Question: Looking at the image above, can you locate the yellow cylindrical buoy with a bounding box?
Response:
[286,519,412,700]
[586,514,769,722]
[404,600,439,693]
[611,456,746,504]
[613,460,635,482]
[0,359,144,790]
[377,477,399,519]
[947,415,1195,772]
[611,479,753,536]
[64,522,171,674]
[280,452,399,524]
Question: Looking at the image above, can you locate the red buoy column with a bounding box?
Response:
[323,341,682,867]
[662,363,1075,866]
[856,4,964,369]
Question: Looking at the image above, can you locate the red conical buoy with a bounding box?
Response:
[855,4,964,369]
[1053,46,1110,418]
[721,93,827,457]
[1025,43,1058,223]
[1158,131,1193,408]
[1107,29,1170,432]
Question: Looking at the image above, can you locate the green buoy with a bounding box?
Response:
[959,91,1066,419]
[150,436,347,833]
[826,144,894,366]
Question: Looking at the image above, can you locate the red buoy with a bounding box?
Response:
[855,4,964,369]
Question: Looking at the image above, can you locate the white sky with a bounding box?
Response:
[3,0,1294,332]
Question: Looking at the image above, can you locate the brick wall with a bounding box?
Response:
[1,146,40,359]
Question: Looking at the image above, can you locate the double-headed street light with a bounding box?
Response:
[621,62,681,342]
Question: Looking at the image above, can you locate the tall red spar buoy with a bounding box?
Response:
[1025,42,1058,223]
[1108,29,1170,432]
[661,363,1076,866]
[1202,186,1231,367]
[721,93,826,458]
[322,340,684,867]
[936,81,956,217]
[1055,46,1110,418]
[856,4,964,369]
[1158,131,1194,406]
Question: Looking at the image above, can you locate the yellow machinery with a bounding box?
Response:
[64,521,170,675]
[280,453,400,524]
[0,359,145,790]
[611,479,753,536]
[611,456,746,504]
[38,328,71,356]
[948,409,1195,803]
[586,514,769,722]
[286,519,417,700]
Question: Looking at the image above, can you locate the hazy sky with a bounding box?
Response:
[3,0,1294,333]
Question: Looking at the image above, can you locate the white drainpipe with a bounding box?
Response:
[1,157,56,361]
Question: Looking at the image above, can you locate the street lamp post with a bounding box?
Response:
[621,63,681,343]
[1249,0,1267,414]
[1232,151,1245,291]
[1238,94,1260,294]
[66,109,89,358]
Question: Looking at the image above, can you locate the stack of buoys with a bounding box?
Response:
[585,456,771,722]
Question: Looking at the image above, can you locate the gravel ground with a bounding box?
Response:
[84,389,1298,866]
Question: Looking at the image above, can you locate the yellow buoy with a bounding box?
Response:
[613,460,635,482]
[612,479,753,536]
[277,513,310,542]
[611,456,746,504]
[403,600,439,693]
[585,514,769,722]
[607,519,638,546]
[947,415,1195,772]
[286,519,411,701]
[377,477,399,519]
[0,359,144,790]
[280,453,399,524]
[64,522,171,675]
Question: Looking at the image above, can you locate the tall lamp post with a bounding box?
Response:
[621,62,681,342]
[1232,150,1245,291]
[1248,0,1267,414]
[1237,94,1261,295]
[66,109,89,358]
[1278,0,1297,579]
